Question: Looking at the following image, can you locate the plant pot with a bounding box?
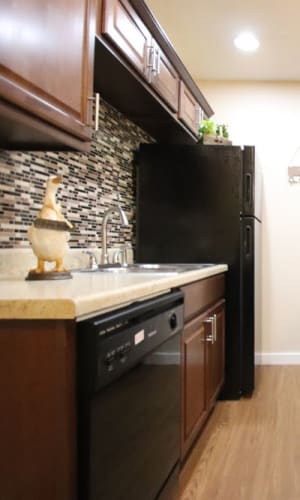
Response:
[201,133,232,145]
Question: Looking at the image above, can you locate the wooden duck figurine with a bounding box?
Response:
[28,175,73,276]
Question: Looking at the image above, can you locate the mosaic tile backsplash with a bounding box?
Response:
[0,100,153,250]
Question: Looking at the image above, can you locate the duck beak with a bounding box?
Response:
[53,176,62,184]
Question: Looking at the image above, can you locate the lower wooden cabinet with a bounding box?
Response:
[181,275,225,460]
[205,301,225,412]
[182,314,206,450]
[0,320,76,500]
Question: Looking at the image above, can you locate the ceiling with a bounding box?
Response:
[146,0,300,81]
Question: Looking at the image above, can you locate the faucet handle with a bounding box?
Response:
[112,243,132,266]
[83,250,98,270]
[112,248,123,265]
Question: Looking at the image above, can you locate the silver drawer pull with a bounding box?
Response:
[204,317,214,343]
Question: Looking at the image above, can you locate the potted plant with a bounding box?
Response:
[199,119,216,142]
[199,120,231,145]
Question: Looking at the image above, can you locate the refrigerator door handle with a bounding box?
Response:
[245,173,252,206]
[245,224,252,257]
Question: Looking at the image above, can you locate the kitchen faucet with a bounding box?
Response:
[101,204,129,264]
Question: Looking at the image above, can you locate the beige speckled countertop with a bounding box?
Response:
[0,265,228,320]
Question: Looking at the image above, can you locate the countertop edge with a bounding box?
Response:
[0,265,228,320]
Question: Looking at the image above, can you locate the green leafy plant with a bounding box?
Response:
[221,124,229,138]
[199,119,216,139]
[199,120,230,142]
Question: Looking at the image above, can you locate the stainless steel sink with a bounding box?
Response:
[72,263,216,274]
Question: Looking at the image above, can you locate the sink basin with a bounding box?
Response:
[72,263,216,274]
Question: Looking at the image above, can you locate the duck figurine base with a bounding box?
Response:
[26,269,72,281]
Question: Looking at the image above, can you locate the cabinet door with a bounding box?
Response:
[181,314,206,458]
[150,39,179,112]
[205,301,225,411]
[178,81,201,135]
[0,320,76,500]
[0,0,95,142]
[102,0,152,77]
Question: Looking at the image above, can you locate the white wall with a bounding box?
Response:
[198,81,300,364]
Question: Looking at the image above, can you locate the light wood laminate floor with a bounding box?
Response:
[179,366,300,500]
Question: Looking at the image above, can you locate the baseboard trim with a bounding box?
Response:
[255,352,300,365]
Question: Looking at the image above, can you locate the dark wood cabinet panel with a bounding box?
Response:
[0,320,76,500]
[182,316,206,458]
[183,274,225,323]
[205,302,225,411]
[102,0,152,76]
[150,40,179,112]
[178,81,200,135]
[181,275,225,461]
[0,0,96,149]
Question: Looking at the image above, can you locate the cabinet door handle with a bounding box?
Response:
[213,314,217,342]
[196,106,202,128]
[156,48,161,74]
[88,93,100,131]
[95,93,100,132]
[204,317,214,343]
[146,45,154,68]
[151,47,160,76]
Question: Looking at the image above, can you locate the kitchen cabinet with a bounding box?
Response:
[181,274,225,460]
[0,269,226,497]
[205,301,225,412]
[102,0,179,112]
[102,0,152,77]
[95,0,213,143]
[0,0,96,151]
[0,320,76,500]
[150,39,179,112]
[178,81,202,136]
[182,314,206,445]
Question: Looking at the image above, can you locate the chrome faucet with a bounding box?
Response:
[101,204,129,264]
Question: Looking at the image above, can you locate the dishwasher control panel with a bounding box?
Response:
[77,290,184,393]
[96,305,182,389]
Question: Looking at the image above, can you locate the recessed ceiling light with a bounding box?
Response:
[234,32,260,52]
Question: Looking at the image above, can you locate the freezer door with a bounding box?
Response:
[240,216,255,395]
[136,144,242,265]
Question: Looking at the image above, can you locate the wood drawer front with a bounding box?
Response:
[182,274,225,322]
[102,0,151,77]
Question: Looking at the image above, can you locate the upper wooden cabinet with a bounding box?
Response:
[102,0,179,113]
[0,0,96,150]
[96,0,213,143]
[150,39,179,112]
[179,81,201,136]
[102,0,152,77]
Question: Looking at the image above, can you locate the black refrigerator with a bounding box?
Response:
[135,144,261,399]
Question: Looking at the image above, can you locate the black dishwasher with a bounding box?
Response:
[77,289,183,500]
